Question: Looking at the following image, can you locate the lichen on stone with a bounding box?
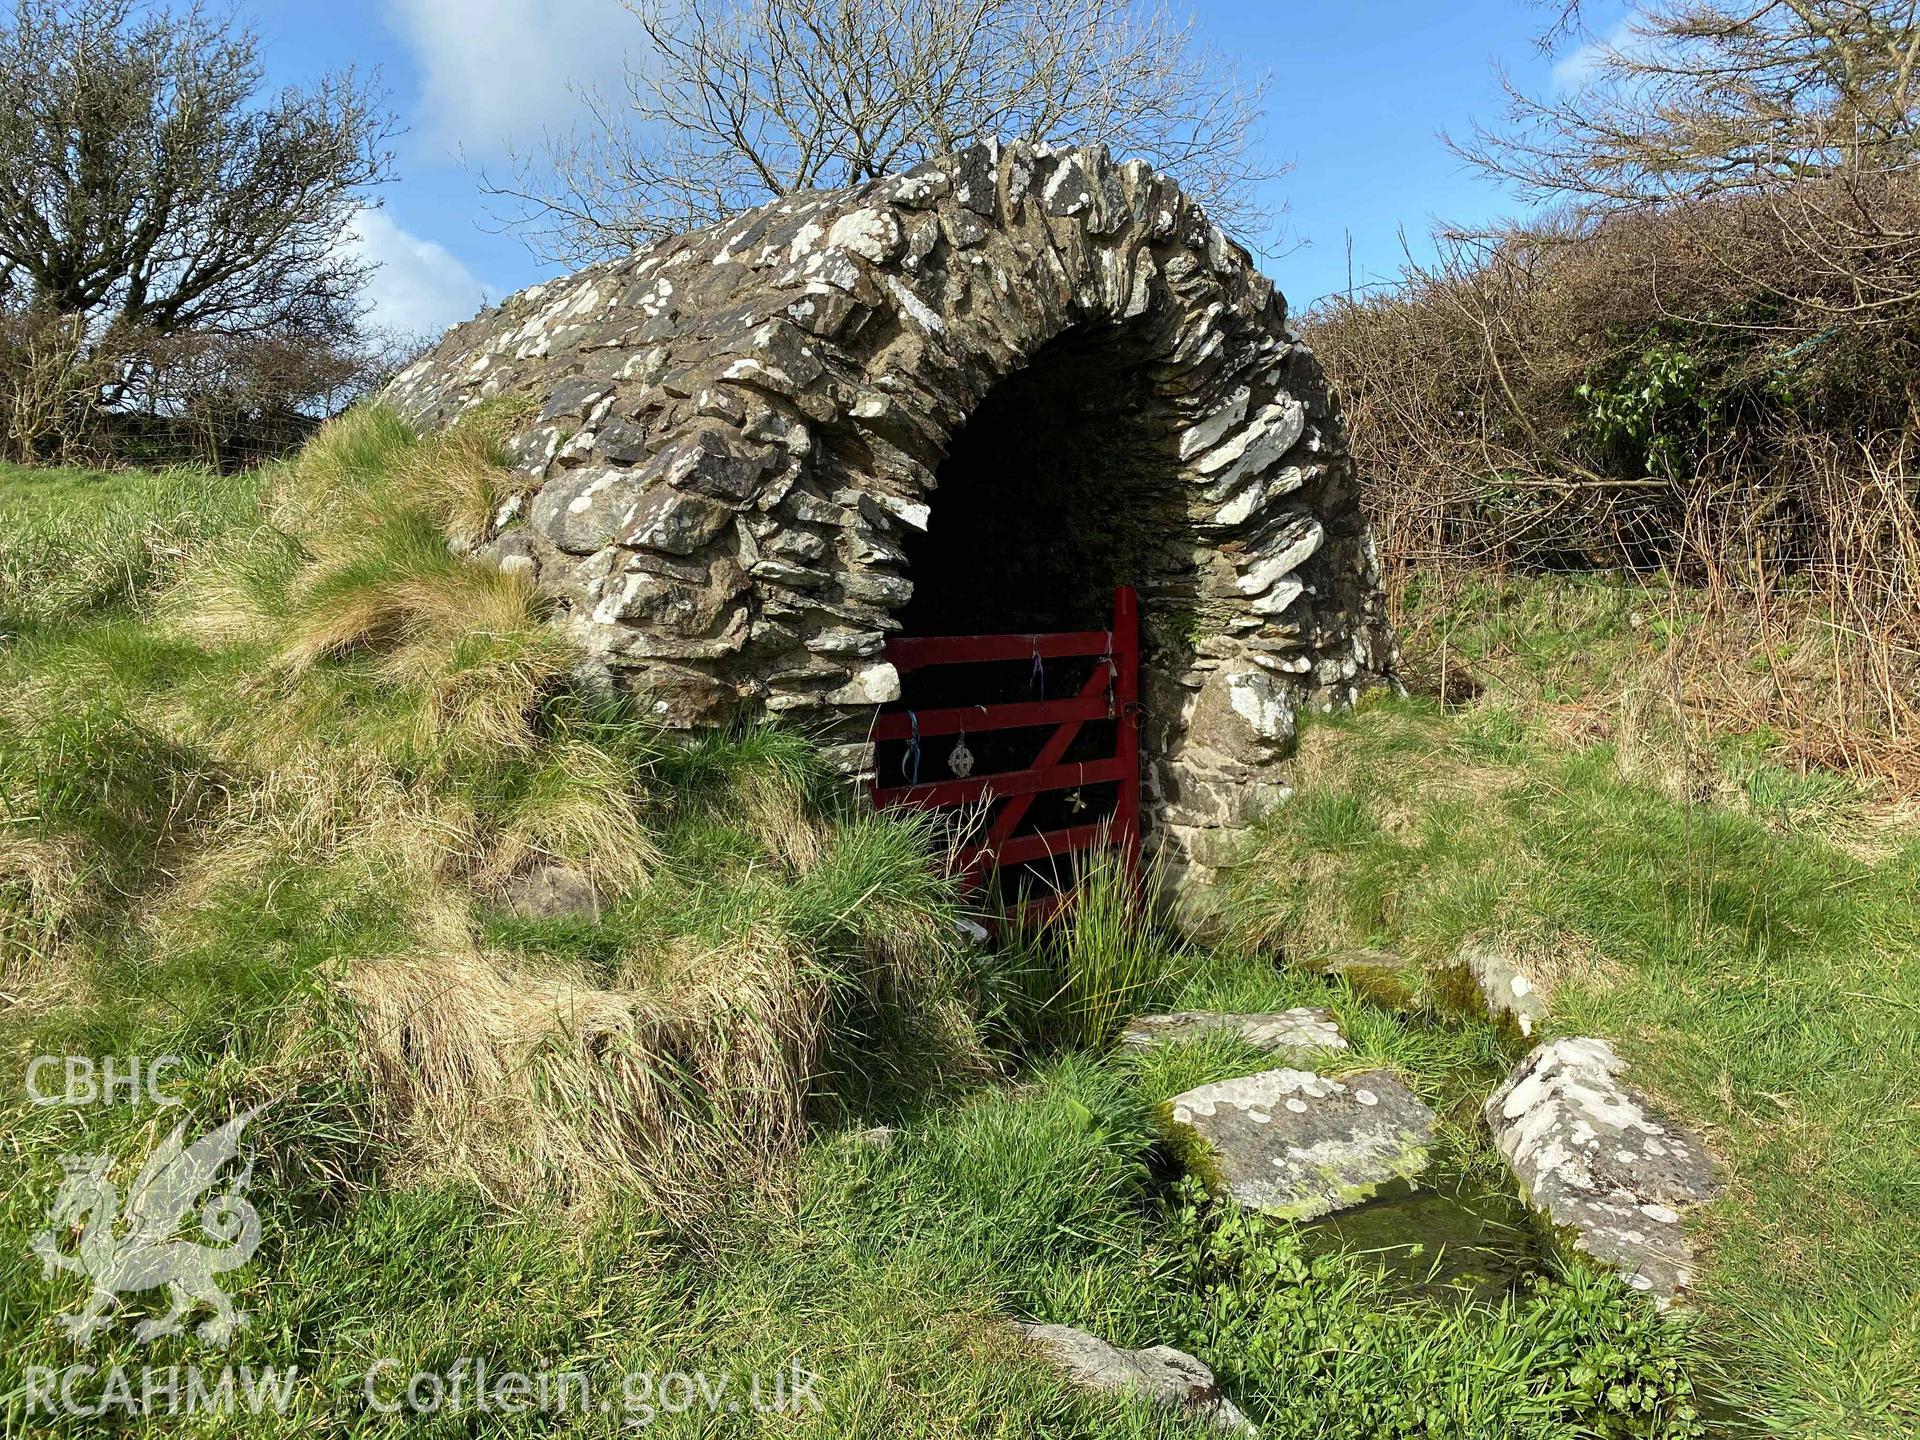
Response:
[1160,1066,1437,1221]
[1485,1037,1721,1305]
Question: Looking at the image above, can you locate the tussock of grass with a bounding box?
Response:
[0,459,261,636]
[0,827,84,1001]
[995,844,1197,1049]
[0,403,968,1216]
[342,913,823,1213]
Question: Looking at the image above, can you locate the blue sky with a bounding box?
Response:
[245,0,1630,338]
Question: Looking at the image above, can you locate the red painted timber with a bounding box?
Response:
[884,629,1113,671]
[956,821,1108,872]
[871,755,1127,812]
[870,587,1142,907]
[868,695,1109,742]
[976,665,1112,850]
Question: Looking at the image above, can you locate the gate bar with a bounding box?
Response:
[872,755,1128,812]
[956,821,1109,872]
[869,694,1109,743]
[885,629,1114,671]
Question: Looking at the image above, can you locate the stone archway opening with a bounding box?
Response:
[879,321,1203,894]
[385,140,1398,895]
[897,321,1190,636]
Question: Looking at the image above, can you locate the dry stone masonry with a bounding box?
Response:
[386,141,1393,881]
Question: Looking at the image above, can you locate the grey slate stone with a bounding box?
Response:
[1016,1323,1255,1435]
[1485,1037,1720,1306]
[619,488,734,556]
[1162,1067,1437,1220]
[530,467,643,555]
[1444,941,1550,1039]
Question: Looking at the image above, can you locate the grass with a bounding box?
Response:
[1223,573,1920,1437]
[0,458,261,639]
[1,407,973,1218]
[0,427,1902,1437]
[1395,568,1916,836]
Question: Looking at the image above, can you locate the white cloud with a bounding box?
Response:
[389,0,637,158]
[342,209,498,339]
[1552,15,1642,91]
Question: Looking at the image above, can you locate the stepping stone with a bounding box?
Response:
[1437,941,1549,1038]
[1485,1038,1721,1306]
[500,862,601,920]
[1015,1322,1255,1435]
[1303,948,1420,1009]
[1120,1007,1347,1059]
[1159,1067,1437,1221]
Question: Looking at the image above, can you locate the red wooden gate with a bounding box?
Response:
[869,587,1141,915]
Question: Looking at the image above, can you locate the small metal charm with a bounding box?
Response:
[947,734,975,778]
[1065,787,1087,814]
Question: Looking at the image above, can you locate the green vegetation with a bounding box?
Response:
[1227,576,1920,1438]
[0,459,262,636]
[2,426,1907,1437]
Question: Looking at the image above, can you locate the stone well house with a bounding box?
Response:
[387,141,1395,884]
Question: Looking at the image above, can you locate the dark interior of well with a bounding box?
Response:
[876,323,1197,900]
[895,323,1186,636]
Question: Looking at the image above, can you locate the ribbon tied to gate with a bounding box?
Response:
[1102,630,1116,719]
[902,710,922,786]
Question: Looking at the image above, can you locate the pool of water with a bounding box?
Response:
[1302,1176,1552,1303]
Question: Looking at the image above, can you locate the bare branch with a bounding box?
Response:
[0,0,395,340]
[1461,1,1920,209]
[479,0,1276,266]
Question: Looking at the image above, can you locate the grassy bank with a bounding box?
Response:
[1,423,1908,1436]
[1227,574,1920,1435]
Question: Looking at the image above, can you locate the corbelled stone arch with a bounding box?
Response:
[385,141,1395,887]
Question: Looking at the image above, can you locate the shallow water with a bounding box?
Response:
[1302,1177,1550,1303]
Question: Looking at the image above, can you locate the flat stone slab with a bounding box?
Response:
[1120,1007,1347,1059]
[1015,1322,1255,1434]
[1485,1037,1721,1305]
[500,862,601,920]
[1439,942,1549,1038]
[1161,1067,1437,1220]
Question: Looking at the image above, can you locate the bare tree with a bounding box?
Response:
[1303,1,1920,746]
[1463,1,1920,206]
[0,0,394,344]
[484,0,1272,265]
[1454,3,1920,335]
